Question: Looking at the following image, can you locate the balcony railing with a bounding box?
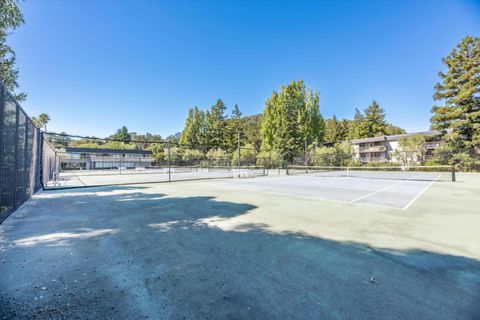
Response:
[358,146,387,153]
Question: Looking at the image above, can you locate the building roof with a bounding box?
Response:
[349,131,440,144]
[62,147,152,155]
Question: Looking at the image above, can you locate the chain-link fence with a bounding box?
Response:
[42,132,270,189]
[0,83,42,223]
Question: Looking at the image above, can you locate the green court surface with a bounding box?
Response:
[0,173,479,319]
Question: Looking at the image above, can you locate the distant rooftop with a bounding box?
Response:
[350,131,440,144]
[62,147,152,155]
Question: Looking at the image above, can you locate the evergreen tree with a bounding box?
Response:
[243,114,263,152]
[0,0,26,101]
[231,104,241,120]
[384,124,406,135]
[260,92,278,152]
[205,99,227,148]
[179,108,195,145]
[180,107,205,146]
[431,36,480,169]
[338,119,350,140]
[325,115,340,142]
[261,80,324,163]
[360,100,387,137]
[225,104,243,152]
[347,108,365,139]
[325,116,350,142]
[299,88,324,146]
[112,126,131,143]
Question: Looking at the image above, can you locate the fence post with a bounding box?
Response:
[451,165,456,182]
[13,102,19,209]
[39,132,44,188]
[237,129,241,170]
[23,118,29,198]
[304,139,307,166]
[0,85,4,199]
[167,143,171,182]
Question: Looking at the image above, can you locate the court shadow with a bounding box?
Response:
[1,187,479,320]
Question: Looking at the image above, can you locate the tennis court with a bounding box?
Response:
[1,172,479,319]
[45,166,267,188]
[210,166,454,209]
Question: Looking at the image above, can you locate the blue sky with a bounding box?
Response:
[9,0,480,138]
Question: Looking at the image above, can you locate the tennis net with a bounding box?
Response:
[286,165,455,182]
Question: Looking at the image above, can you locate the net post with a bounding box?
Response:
[451,165,456,182]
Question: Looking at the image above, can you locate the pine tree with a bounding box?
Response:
[205,99,227,149]
[360,100,387,137]
[231,104,241,120]
[225,104,243,152]
[338,119,350,140]
[0,0,26,101]
[325,115,340,142]
[431,35,480,168]
[243,114,263,152]
[347,108,365,139]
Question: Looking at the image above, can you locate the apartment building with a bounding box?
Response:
[59,147,154,170]
[350,131,443,163]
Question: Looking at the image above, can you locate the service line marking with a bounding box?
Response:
[349,173,424,204]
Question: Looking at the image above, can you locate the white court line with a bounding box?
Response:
[402,174,441,210]
[349,173,424,203]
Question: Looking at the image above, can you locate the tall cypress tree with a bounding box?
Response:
[431,36,480,167]
[180,107,206,146]
[261,92,278,152]
[180,108,195,145]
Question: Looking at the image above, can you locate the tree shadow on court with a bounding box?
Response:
[1,187,480,320]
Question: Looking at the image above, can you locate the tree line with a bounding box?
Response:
[176,80,405,165]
